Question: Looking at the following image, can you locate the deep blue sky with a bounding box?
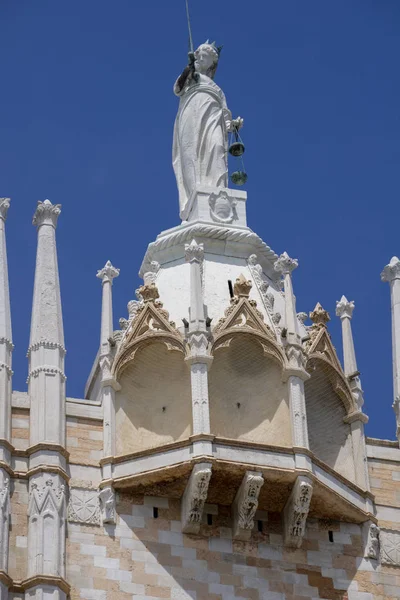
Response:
[1,1,399,439]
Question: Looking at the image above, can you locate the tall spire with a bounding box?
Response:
[0,198,13,448]
[381,256,400,442]
[28,199,65,446]
[335,295,357,377]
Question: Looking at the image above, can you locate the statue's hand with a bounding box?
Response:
[231,116,244,131]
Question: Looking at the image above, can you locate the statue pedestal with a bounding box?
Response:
[181,185,247,228]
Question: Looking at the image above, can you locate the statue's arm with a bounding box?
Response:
[174,66,192,96]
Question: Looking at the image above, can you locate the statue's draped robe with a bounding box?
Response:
[173,73,231,216]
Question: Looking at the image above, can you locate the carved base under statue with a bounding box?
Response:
[181,185,247,228]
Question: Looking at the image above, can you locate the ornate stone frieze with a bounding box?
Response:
[209,190,237,224]
[0,198,10,221]
[274,251,298,276]
[67,488,100,525]
[380,528,400,566]
[32,199,61,228]
[185,239,204,263]
[213,295,272,337]
[233,471,264,540]
[181,463,212,534]
[283,476,313,548]
[0,475,10,571]
[364,523,380,560]
[98,487,116,524]
[381,256,400,283]
[96,260,120,284]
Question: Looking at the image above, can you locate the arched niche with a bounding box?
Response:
[209,333,291,446]
[305,360,356,482]
[115,341,192,455]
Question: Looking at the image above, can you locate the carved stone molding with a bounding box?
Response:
[96,260,120,284]
[209,190,237,224]
[32,199,61,229]
[98,487,116,524]
[335,295,355,320]
[380,528,400,566]
[185,239,204,263]
[0,198,10,222]
[233,471,264,540]
[67,488,100,525]
[381,256,400,283]
[27,476,66,578]
[181,463,212,534]
[26,366,66,384]
[274,251,298,276]
[283,476,313,548]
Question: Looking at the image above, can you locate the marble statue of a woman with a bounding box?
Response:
[173,42,243,217]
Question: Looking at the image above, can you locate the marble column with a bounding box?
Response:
[336,296,370,490]
[185,240,212,455]
[381,257,400,444]
[27,200,68,600]
[96,261,119,495]
[275,252,309,452]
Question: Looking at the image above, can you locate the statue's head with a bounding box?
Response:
[194,41,221,79]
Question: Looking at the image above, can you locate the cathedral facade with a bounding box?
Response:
[1,42,400,600]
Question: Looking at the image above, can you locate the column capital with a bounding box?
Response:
[32,199,61,228]
[381,256,400,283]
[96,260,120,284]
[274,251,298,276]
[185,239,204,263]
[0,198,10,222]
[336,295,355,320]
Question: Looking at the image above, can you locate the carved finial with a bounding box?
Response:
[138,282,160,303]
[381,257,400,283]
[297,312,308,325]
[274,251,298,276]
[336,295,355,320]
[310,303,330,327]
[143,261,160,284]
[0,198,10,221]
[233,274,252,298]
[32,199,61,228]
[185,239,204,263]
[96,260,120,284]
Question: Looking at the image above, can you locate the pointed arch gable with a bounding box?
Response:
[112,301,186,380]
[306,327,356,414]
[212,297,287,370]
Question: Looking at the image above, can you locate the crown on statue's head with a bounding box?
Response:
[203,40,223,56]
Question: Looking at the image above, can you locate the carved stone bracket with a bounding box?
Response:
[233,471,264,540]
[283,476,313,548]
[98,486,116,524]
[67,488,101,526]
[181,463,212,534]
[380,528,400,566]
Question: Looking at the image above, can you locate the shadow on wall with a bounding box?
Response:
[209,334,292,446]
[115,342,192,455]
